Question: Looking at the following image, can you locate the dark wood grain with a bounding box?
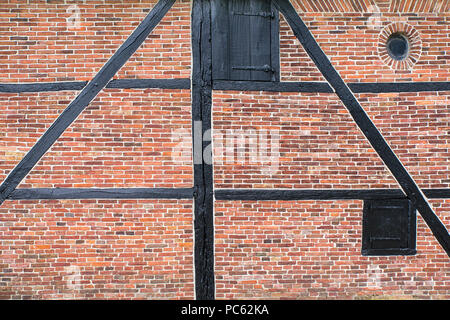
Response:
[192,0,215,300]
[1,80,447,93]
[9,188,193,200]
[215,189,450,201]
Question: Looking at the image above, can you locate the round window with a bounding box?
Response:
[377,23,422,71]
[386,33,409,61]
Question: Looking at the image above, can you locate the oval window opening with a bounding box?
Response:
[386,33,409,61]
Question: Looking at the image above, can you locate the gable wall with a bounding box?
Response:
[0,0,448,300]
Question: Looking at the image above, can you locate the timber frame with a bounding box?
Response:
[0,0,449,300]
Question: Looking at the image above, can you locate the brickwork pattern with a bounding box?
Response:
[0,199,194,299]
[0,0,448,299]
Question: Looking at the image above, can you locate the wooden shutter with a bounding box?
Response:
[212,0,280,81]
[362,199,416,256]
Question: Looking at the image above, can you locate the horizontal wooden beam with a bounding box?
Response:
[0,81,89,93]
[213,80,450,93]
[7,188,450,201]
[350,81,450,93]
[215,189,450,201]
[1,80,448,94]
[8,188,194,200]
[0,78,190,93]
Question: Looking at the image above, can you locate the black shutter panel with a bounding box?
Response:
[212,0,279,81]
[362,199,416,256]
[369,200,407,249]
[211,0,230,80]
[229,0,253,80]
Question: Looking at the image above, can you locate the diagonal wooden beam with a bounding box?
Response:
[273,0,450,257]
[0,0,176,206]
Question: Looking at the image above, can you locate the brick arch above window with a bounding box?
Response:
[378,22,422,71]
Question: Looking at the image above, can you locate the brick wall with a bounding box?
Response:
[280,5,450,82]
[0,0,191,82]
[215,199,449,299]
[0,0,449,300]
[0,90,79,183]
[0,199,194,299]
[213,91,450,190]
[19,88,193,189]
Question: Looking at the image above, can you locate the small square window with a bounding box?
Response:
[362,199,416,256]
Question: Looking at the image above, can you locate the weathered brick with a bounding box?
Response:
[0,0,448,300]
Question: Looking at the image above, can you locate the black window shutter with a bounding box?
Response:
[212,0,279,81]
[362,199,417,256]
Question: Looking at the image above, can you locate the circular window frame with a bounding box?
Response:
[378,22,422,71]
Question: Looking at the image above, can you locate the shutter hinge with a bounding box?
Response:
[232,11,275,19]
[232,64,275,73]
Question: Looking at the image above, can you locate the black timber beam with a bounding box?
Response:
[349,81,450,93]
[192,0,215,300]
[0,0,176,206]
[1,80,449,94]
[213,80,450,93]
[215,189,450,201]
[0,78,191,93]
[8,188,450,201]
[8,188,194,200]
[273,0,450,257]
[0,81,89,93]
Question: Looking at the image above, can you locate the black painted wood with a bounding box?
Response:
[215,189,405,200]
[422,189,450,199]
[192,0,215,300]
[212,80,450,93]
[246,0,273,81]
[0,81,88,93]
[349,81,450,93]
[0,79,190,93]
[230,0,253,80]
[1,80,448,94]
[273,0,450,257]
[362,199,417,256]
[211,0,230,80]
[7,188,450,201]
[211,0,279,81]
[215,189,450,201]
[270,1,280,82]
[0,0,176,206]
[8,188,193,200]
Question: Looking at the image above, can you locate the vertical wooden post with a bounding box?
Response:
[192,0,215,300]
